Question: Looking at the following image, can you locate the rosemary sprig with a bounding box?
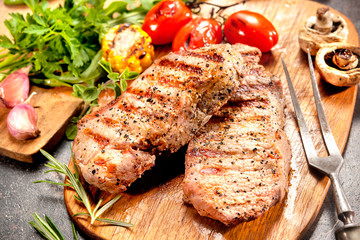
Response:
[29,213,66,240]
[35,149,133,227]
[71,222,79,240]
[30,213,80,240]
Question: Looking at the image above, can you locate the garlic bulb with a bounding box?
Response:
[0,65,31,108]
[7,103,40,140]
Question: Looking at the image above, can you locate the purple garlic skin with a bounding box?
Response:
[0,65,31,108]
[7,103,40,140]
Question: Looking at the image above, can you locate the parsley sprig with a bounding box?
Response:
[35,149,133,227]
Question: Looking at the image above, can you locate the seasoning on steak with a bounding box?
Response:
[72,44,247,194]
[183,48,291,225]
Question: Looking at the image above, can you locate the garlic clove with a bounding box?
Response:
[0,65,31,108]
[7,103,40,140]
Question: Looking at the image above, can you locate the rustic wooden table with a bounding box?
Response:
[0,0,359,240]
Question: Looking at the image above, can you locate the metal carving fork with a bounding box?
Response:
[281,50,360,240]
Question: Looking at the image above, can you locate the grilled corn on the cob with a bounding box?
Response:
[102,24,155,73]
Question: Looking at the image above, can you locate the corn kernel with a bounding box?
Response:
[102,24,155,74]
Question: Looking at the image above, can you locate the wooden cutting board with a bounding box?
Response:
[0,2,84,163]
[0,86,83,162]
[64,0,359,239]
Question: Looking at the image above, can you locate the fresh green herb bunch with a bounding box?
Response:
[0,0,156,139]
[0,0,156,85]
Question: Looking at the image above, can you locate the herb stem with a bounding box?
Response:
[44,70,103,84]
[20,33,57,51]
[0,53,22,68]
[0,58,31,72]
[0,52,10,60]
[109,11,146,26]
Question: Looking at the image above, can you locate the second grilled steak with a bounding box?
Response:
[183,51,291,225]
[72,44,246,194]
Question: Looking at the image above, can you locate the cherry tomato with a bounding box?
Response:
[172,18,223,52]
[142,0,192,45]
[224,11,279,52]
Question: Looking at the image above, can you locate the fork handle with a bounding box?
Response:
[330,172,355,225]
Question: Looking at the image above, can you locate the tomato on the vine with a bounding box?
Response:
[172,18,222,52]
[142,0,192,45]
[224,11,279,52]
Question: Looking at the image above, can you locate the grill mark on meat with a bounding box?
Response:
[236,83,275,93]
[116,99,139,114]
[157,75,201,89]
[188,144,281,164]
[199,151,281,170]
[91,99,120,116]
[83,128,110,149]
[127,81,185,107]
[235,99,270,108]
[200,167,221,175]
[94,157,107,166]
[132,74,202,91]
[188,148,223,158]
[157,59,203,75]
[121,90,181,125]
[101,117,119,126]
[112,143,132,151]
[183,51,224,63]
[240,51,261,63]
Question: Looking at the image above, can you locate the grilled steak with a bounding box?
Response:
[72,44,247,194]
[183,48,291,225]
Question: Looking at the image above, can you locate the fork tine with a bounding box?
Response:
[281,57,318,161]
[306,50,342,157]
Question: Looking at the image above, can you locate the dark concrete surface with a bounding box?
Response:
[0,1,359,239]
